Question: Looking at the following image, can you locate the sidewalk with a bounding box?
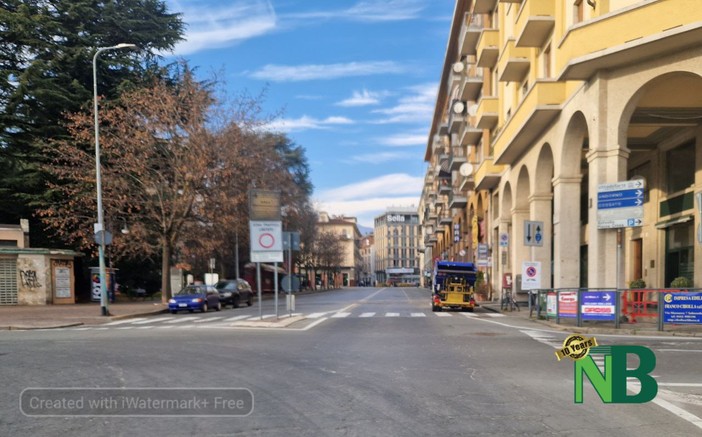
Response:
[479,301,702,337]
[0,301,167,330]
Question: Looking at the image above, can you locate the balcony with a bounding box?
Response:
[498,39,531,82]
[493,80,566,165]
[449,66,464,94]
[460,173,475,192]
[475,96,498,130]
[459,63,483,102]
[448,104,465,134]
[424,234,437,245]
[476,29,499,68]
[438,122,449,136]
[439,213,453,226]
[449,146,467,171]
[474,157,504,191]
[473,0,497,14]
[438,176,452,194]
[459,13,483,56]
[435,224,446,234]
[460,123,482,146]
[515,0,555,48]
[558,3,702,80]
[449,189,467,209]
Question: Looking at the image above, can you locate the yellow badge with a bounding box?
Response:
[555,334,598,361]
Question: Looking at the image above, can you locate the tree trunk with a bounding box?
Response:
[161,242,172,304]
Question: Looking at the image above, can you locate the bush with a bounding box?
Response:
[629,278,646,289]
[670,276,692,288]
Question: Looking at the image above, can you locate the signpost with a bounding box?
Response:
[596,180,644,229]
[249,189,282,320]
[524,221,543,247]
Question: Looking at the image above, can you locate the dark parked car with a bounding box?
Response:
[215,279,254,308]
[168,284,221,313]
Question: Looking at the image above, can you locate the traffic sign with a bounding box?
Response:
[597,180,645,229]
[250,221,283,262]
[499,232,509,247]
[524,221,543,247]
[521,261,541,290]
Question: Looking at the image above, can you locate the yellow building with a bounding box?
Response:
[317,212,362,286]
[422,0,702,298]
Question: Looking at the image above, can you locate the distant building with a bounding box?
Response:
[317,212,362,286]
[0,220,81,305]
[374,207,420,285]
[359,234,375,286]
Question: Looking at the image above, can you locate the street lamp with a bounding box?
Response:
[93,43,137,316]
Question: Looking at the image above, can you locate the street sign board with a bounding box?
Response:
[597,180,644,229]
[282,231,301,251]
[249,189,281,221]
[521,261,541,290]
[250,221,283,262]
[499,232,509,247]
[524,221,543,247]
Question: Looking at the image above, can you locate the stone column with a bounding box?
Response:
[530,193,553,289]
[552,176,582,288]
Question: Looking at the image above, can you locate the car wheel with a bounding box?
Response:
[432,305,441,312]
[216,302,222,311]
[202,303,208,313]
[247,294,253,306]
[233,296,240,308]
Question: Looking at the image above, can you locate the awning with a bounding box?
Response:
[654,215,693,229]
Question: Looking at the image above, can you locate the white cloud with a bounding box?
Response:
[371,82,437,124]
[336,89,382,107]
[286,0,428,23]
[166,0,277,55]
[250,61,407,82]
[266,115,354,132]
[377,132,427,146]
[318,173,423,201]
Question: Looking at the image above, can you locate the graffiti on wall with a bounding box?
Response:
[20,270,41,288]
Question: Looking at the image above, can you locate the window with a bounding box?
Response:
[542,44,552,79]
[573,0,584,25]
[666,142,695,194]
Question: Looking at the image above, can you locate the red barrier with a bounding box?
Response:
[621,289,657,323]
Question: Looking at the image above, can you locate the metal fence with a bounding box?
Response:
[530,288,702,332]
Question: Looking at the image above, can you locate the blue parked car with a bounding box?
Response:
[168,284,221,314]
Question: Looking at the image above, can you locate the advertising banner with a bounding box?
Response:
[581,291,616,321]
[558,291,578,318]
[663,292,702,324]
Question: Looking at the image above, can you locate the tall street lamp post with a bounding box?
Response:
[93,43,136,316]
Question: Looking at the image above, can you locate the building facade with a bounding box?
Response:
[374,208,421,285]
[317,212,363,286]
[421,0,702,299]
[359,234,376,286]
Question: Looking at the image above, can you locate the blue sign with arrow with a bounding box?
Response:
[596,180,645,229]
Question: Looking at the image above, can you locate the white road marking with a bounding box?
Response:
[359,312,376,318]
[302,318,328,330]
[410,313,426,317]
[224,315,253,322]
[332,312,351,318]
[657,349,702,353]
[306,312,327,319]
[131,317,173,325]
[115,327,135,330]
[164,316,200,323]
[193,317,224,323]
[461,313,477,317]
[385,313,400,317]
[435,313,452,317]
[103,318,146,326]
[485,313,505,317]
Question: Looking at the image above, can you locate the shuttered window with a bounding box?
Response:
[0,258,18,305]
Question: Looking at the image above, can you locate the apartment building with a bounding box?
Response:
[421,0,702,297]
[359,234,375,286]
[374,207,421,285]
[317,212,362,286]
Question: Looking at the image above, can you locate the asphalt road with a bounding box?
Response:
[1,287,701,436]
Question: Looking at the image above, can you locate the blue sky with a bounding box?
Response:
[164,0,455,228]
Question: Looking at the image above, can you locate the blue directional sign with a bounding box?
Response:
[597,179,645,229]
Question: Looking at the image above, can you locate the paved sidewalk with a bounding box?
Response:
[0,301,167,330]
[480,301,702,337]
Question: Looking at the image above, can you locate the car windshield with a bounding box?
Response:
[176,286,204,296]
[215,282,236,291]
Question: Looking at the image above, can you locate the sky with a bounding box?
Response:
[163,0,455,229]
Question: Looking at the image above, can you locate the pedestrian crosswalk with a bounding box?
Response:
[51,310,506,331]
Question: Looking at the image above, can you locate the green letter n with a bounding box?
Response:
[574,355,612,403]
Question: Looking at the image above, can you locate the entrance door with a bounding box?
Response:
[665,222,694,287]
